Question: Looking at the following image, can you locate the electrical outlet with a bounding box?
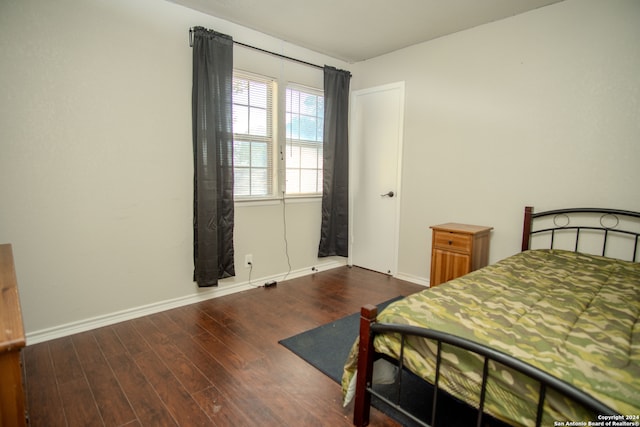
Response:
[244,254,253,268]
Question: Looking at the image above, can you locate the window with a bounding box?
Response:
[285,85,324,195]
[232,71,275,198]
[231,71,324,199]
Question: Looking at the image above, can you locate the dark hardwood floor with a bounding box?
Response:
[23,266,424,426]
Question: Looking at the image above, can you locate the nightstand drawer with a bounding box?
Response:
[433,231,472,252]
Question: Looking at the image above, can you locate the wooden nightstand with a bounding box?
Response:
[429,223,493,287]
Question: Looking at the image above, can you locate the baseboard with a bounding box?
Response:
[394,272,430,287]
[26,259,347,345]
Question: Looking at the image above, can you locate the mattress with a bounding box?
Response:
[342,249,640,426]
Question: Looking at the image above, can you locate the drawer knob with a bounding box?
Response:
[448,240,453,245]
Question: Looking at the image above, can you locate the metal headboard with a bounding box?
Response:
[521,206,640,262]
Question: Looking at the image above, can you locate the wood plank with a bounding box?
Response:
[22,343,67,426]
[0,244,25,351]
[147,312,183,336]
[72,331,137,426]
[0,243,27,427]
[161,306,208,338]
[22,266,422,426]
[131,316,211,394]
[47,336,85,385]
[0,351,26,424]
[111,320,152,355]
[132,350,213,426]
[57,376,104,427]
[108,352,178,427]
[179,305,266,366]
[92,326,127,358]
[191,386,254,426]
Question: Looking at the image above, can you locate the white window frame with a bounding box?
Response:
[231,71,325,202]
[232,70,277,200]
[284,84,324,197]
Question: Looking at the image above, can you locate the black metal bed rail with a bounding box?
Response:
[522,207,640,261]
[369,322,618,427]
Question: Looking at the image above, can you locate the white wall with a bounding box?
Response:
[0,0,349,342]
[351,0,640,282]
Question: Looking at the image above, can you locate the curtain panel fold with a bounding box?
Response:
[318,66,351,257]
[191,27,235,287]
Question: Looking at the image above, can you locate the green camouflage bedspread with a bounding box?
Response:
[342,249,640,426]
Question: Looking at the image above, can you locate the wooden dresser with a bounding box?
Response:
[0,244,27,427]
[429,223,493,287]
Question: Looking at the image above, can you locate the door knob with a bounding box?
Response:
[380,191,395,197]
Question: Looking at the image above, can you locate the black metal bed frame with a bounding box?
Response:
[354,305,618,427]
[522,206,640,261]
[353,206,640,427]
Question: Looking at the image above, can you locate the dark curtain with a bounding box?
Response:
[318,66,351,257]
[191,27,235,287]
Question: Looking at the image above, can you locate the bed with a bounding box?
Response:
[343,206,640,427]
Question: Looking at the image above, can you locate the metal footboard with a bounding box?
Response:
[353,305,618,427]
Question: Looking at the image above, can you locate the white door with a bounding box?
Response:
[349,82,405,275]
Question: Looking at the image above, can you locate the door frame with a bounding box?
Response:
[348,81,405,276]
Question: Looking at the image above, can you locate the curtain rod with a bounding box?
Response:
[189,27,324,71]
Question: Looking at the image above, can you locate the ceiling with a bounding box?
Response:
[168,0,564,63]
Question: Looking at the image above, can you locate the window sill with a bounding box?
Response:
[234,194,322,207]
